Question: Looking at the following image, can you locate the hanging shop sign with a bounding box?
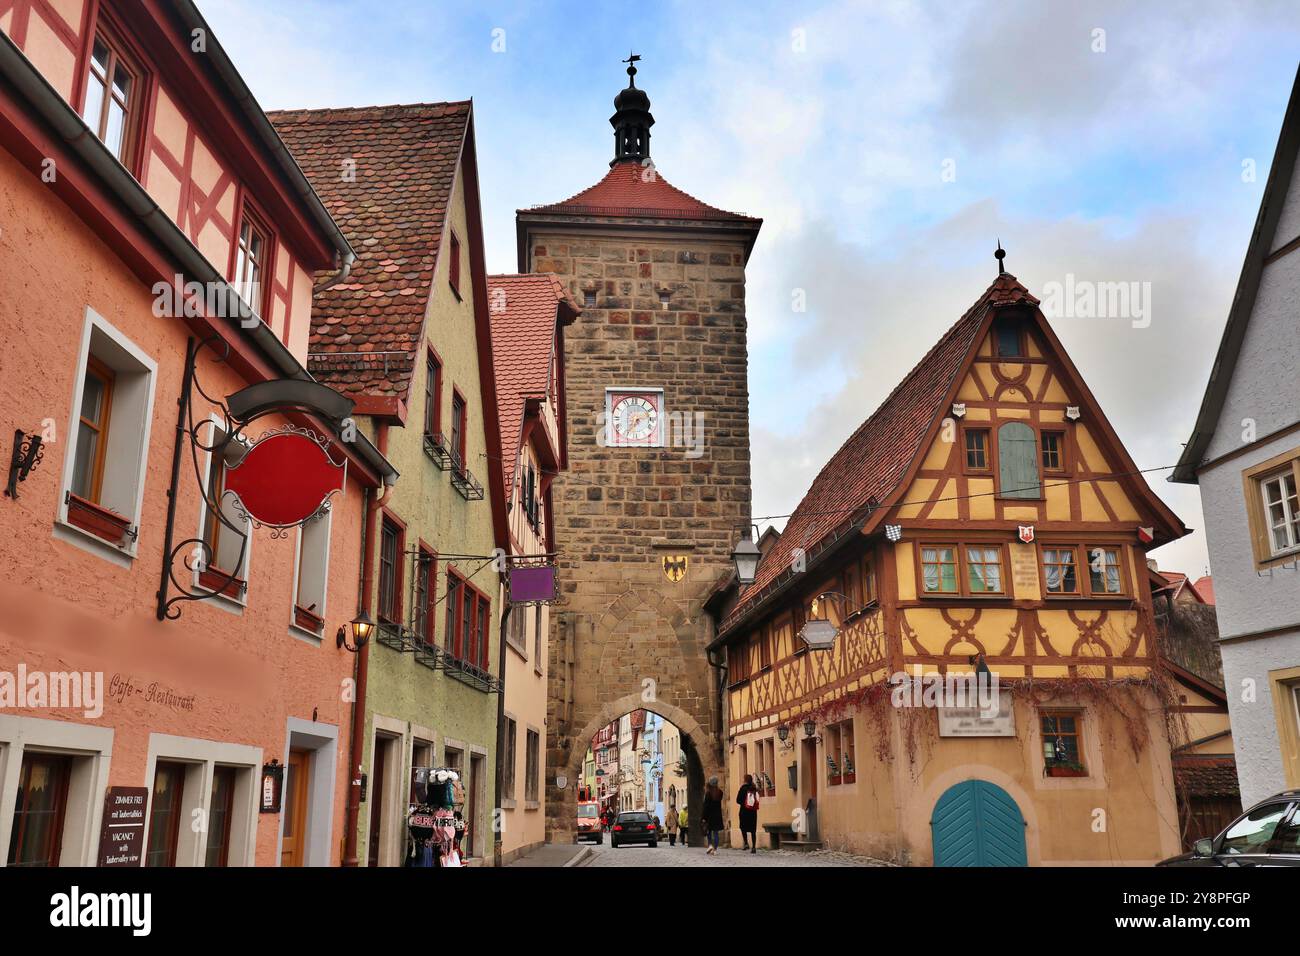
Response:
[508,564,558,604]
[97,786,148,867]
[157,336,357,621]
[224,426,346,528]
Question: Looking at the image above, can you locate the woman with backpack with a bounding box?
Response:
[736,773,760,853]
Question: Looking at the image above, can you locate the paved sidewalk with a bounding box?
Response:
[504,843,594,867]
[580,842,896,867]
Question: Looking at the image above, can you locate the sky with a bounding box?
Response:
[204,0,1300,578]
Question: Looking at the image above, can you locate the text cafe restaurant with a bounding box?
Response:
[1,367,394,868]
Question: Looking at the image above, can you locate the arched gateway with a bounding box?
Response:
[516,61,761,845]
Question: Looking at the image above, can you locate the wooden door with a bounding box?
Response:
[800,738,818,801]
[280,750,310,867]
[367,737,389,868]
[931,779,1028,866]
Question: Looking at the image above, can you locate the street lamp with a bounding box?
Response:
[336,610,375,652]
[803,718,817,739]
[730,524,762,585]
[776,724,789,743]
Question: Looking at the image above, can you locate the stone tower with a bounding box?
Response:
[517,60,761,841]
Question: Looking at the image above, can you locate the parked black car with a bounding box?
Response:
[1159,790,1300,866]
[610,810,658,848]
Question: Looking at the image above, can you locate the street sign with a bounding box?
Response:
[224,427,345,528]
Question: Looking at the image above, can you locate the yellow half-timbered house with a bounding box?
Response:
[712,270,1188,865]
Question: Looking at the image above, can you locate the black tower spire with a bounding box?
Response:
[610,54,654,166]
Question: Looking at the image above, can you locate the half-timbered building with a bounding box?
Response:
[711,268,1189,865]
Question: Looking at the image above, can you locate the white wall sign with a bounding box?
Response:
[938,690,1016,737]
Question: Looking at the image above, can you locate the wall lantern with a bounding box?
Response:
[730,524,762,585]
[337,610,375,652]
[776,724,789,743]
[803,719,817,739]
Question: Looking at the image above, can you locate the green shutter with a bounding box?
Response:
[998,422,1040,499]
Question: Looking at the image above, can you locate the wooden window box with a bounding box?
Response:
[65,493,132,547]
[842,773,856,784]
[1045,764,1087,778]
[828,774,843,787]
[199,567,246,600]
[294,605,324,634]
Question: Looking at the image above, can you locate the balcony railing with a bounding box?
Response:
[422,431,453,470]
[449,455,484,501]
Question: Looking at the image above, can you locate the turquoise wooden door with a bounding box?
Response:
[931,780,1027,866]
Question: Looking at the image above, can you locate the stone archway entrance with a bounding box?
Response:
[556,694,720,847]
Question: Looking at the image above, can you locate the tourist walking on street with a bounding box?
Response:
[736,773,760,853]
[678,806,689,847]
[702,777,724,854]
[665,806,679,846]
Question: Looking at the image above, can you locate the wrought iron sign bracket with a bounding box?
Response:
[5,428,45,499]
[155,336,354,621]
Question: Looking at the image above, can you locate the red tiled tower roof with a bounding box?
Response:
[268,102,472,398]
[526,161,760,223]
[488,273,578,494]
[720,273,1041,632]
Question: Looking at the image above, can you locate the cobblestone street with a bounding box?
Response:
[579,842,895,867]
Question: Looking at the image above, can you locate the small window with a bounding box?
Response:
[921,546,958,593]
[71,356,115,503]
[1087,546,1123,595]
[964,429,989,471]
[826,720,855,785]
[81,30,142,168]
[293,511,331,634]
[1041,711,1085,774]
[205,766,238,867]
[862,555,877,604]
[533,604,544,671]
[506,603,526,651]
[198,424,250,595]
[658,289,672,310]
[6,753,71,867]
[448,231,461,295]
[1042,547,1079,594]
[1041,431,1065,472]
[423,352,442,438]
[757,626,771,670]
[413,547,437,644]
[583,289,597,308]
[145,761,186,867]
[377,518,402,624]
[503,718,517,802]
[233,209,270,313]
[994,318,1023,357]
[525,729,540,803]
[966,546,1004,593]
[1261,471,1300,555]
[450,392,467,470]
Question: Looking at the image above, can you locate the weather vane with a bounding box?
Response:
[623,51,641,83]
[994,239,1007,275]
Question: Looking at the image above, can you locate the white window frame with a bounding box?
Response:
[143,734,261,867]
[0,716,115,867]
[194,414,252,608]
[289,508,333,643]
[54,307,157,565]
[1260,471,1300,556]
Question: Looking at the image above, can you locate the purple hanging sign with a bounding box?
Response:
[508,565,557,604]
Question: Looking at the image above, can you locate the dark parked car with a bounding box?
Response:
[1159,790,1300,867]
[611,810,658,848]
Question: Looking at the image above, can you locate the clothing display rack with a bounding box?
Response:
[405,767,466,868]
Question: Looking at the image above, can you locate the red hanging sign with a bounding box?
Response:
[224,428,345,528]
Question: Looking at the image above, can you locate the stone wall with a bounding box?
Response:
[527,223,753,840]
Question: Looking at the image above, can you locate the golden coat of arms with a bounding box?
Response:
[661,554,688,583]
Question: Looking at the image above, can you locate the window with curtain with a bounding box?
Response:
[921,546,958,593]
[1042,547,1079,594]
[998,421,1040,499]
[966,546,1004,593]
[1088,547,1123,594]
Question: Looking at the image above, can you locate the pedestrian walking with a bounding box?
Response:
[702,777,725,855]
[678,806,689,847]
[736,773,760,853]
[665,808,679,846]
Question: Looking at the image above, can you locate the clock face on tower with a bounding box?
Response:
[606,388,664,447]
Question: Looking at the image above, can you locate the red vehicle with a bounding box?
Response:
[576,800,603,844]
